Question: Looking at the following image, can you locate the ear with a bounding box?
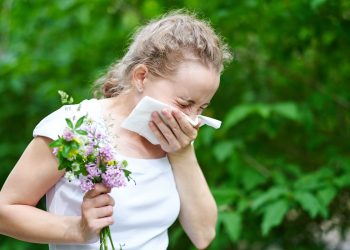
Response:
[131,64,148,93]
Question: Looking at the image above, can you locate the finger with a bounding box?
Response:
[172,109,198,141]
[161,109,182,138]
[87,217,114,234]
[161,109,190,146]
[95,216,115,228]
[91,205,114,219]
[89,193,115,208]
[151,112,178,143]
[149,120,169,146]
[84,183,111,200]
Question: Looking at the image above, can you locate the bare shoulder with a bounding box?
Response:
[0,136,64,206]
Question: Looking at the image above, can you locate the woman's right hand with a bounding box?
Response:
[79,183,115,243]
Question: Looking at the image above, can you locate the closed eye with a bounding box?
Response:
[178,103,190,108]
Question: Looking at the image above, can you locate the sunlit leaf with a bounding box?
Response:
[251,186,288,211]
[261,199,289,236]
[272,102,301,121]
[213,141,235,162]
[294,191,323,218]
[317,187,337,207]
[65,118,73,129]
[221,211,242,242]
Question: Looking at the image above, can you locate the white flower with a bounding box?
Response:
[64,171,75,182]
[68,156,76,161]
[72,162,80,172]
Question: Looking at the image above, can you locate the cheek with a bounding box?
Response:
[142,80,175,102]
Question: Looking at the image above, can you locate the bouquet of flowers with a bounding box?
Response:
[49,92,132,250]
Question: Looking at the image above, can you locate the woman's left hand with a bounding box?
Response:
[148,108,199,153]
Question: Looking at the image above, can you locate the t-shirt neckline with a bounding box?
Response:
[90,98,168,162]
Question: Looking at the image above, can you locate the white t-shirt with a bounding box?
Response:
[33,99,181,250]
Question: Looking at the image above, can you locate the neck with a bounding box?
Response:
[100,93,165,158]
[103,92,138,118]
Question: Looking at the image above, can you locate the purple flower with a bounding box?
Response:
[102,166,126,188]
[52,147,59,156]
[79,177,94,192]
[86,162,101,178]
[99,146,114,162]
[95,131,103,140]
[85,144,95,156]
[87,126,104,141]
[63,128,74,141]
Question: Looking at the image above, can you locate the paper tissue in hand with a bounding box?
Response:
[121,96,222,145]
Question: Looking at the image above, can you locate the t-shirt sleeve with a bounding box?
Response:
[33,105,70,140]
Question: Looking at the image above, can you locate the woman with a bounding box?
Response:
[0,11,231,249]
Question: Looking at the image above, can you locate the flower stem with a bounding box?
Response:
[106,226,116,250]
[100,229,104,250]
[103,227,108,249]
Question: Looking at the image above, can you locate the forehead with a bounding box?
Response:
[168,61,220,100]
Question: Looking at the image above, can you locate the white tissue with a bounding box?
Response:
[121,96,222,145]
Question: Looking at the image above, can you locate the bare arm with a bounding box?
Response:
[0,137,114,244]
[168,146,217,250]
[149,109,217,249]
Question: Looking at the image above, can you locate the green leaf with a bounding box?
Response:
[251,187,288,211]
[75,115,86,129]
[221,211,242,242]
[241,169,267,191]
[317,187,337,207]
[76,129,88,135]
[272,102,300,121]
[122,160,128,167]
[123,169,134,181]
[294,191,323,218]
[211,187,239,206]
[58,163,66,170]
[49,139,62,148]
[80,166,88,176]
[213,141,235,162]
[237,198,249,213]
[223,105,254,130]
[68,97,74,104]
[334,173,350,188]
[294,173,324,191]
[256,105,271,118]
[65,118,74,129]
[123,169,135,185]
[58,157,68,170]
[62,145,71,158]
[168,226,184,248]
[58,90,74,104]
[70,141,80,149]
[261,200,289,236]
[311,0,327,10]
[223,102,300,131]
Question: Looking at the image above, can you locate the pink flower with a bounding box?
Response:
[52,147,59,156]
[79,177,94,192]
[86,163,102,178]
[102,166,126,188]
[63,128,74,141]
[99,146,114,162]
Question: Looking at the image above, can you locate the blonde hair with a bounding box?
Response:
[94,10,232,98]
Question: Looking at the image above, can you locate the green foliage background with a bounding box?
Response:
[1,0,350,249]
